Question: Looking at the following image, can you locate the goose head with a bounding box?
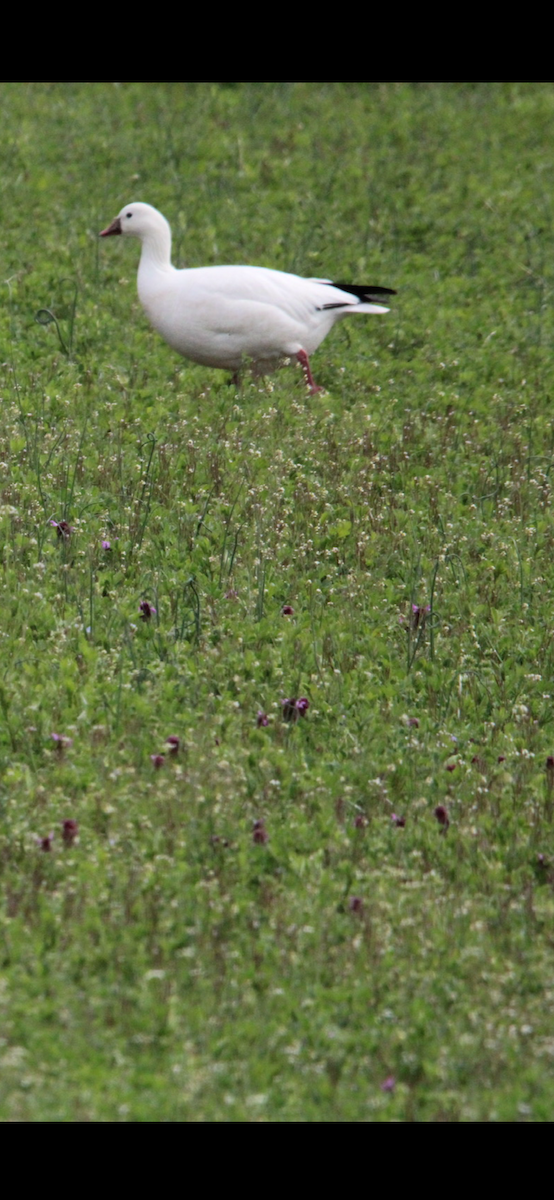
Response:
[100,201,170,243]
[100,202,172,269]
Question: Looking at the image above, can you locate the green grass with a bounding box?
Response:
[1,81,554,1119]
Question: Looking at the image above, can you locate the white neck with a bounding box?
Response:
[138,222,174,274]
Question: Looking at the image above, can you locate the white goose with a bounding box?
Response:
[100,202,395,392]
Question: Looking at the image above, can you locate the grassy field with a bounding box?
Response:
[1,81,554,1120]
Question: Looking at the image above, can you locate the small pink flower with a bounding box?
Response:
[51,733,73,753]
[349,896,364,914]
[296,698,310,717]
[434,805,449,829]
[102,539,111,551]
[446,762,456,772]
[381,1075,395,1093]
[165,736,180,756]
[38,833,54,852]
[354,814,368,829]
[62,819,78,846]
[281,604,294,616]
[150,754,165,769]
[256,711,269,727]
[391,813,406,827]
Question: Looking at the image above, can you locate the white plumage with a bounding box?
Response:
[100,202,395,391]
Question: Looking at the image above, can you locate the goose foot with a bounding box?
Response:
[297,349,323,394]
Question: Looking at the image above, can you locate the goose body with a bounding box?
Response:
[100,202,395,391]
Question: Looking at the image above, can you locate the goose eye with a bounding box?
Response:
[126,212,132,219]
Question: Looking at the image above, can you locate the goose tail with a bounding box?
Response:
[317,281,396,314]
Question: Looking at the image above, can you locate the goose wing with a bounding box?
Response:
[172,266,395,318]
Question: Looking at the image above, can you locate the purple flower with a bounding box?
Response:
[51,732,73,753]
[391,813,406,827]
[281,604,294,616]
[253,819,268,845]
[256,711,269,728]
[354,814,368,829]
[102,539,111,551]
[381,1075,395,1093]
[139,600,156,621]
[407,717,419,728]
[50,519,73,541]
[349,895,364,914]
[150,754,165,769]
[166,736,180,756]
[62,819,78,845]
[411,603,431,631]
[434,805,449,829]
[446,762,456,772]
[281,698,298,722]
[38,833,54,852]
[281,697,310,723]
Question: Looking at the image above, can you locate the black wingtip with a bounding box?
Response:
[332,282,397,300]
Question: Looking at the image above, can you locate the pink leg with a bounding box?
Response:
[297,349,323,394]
